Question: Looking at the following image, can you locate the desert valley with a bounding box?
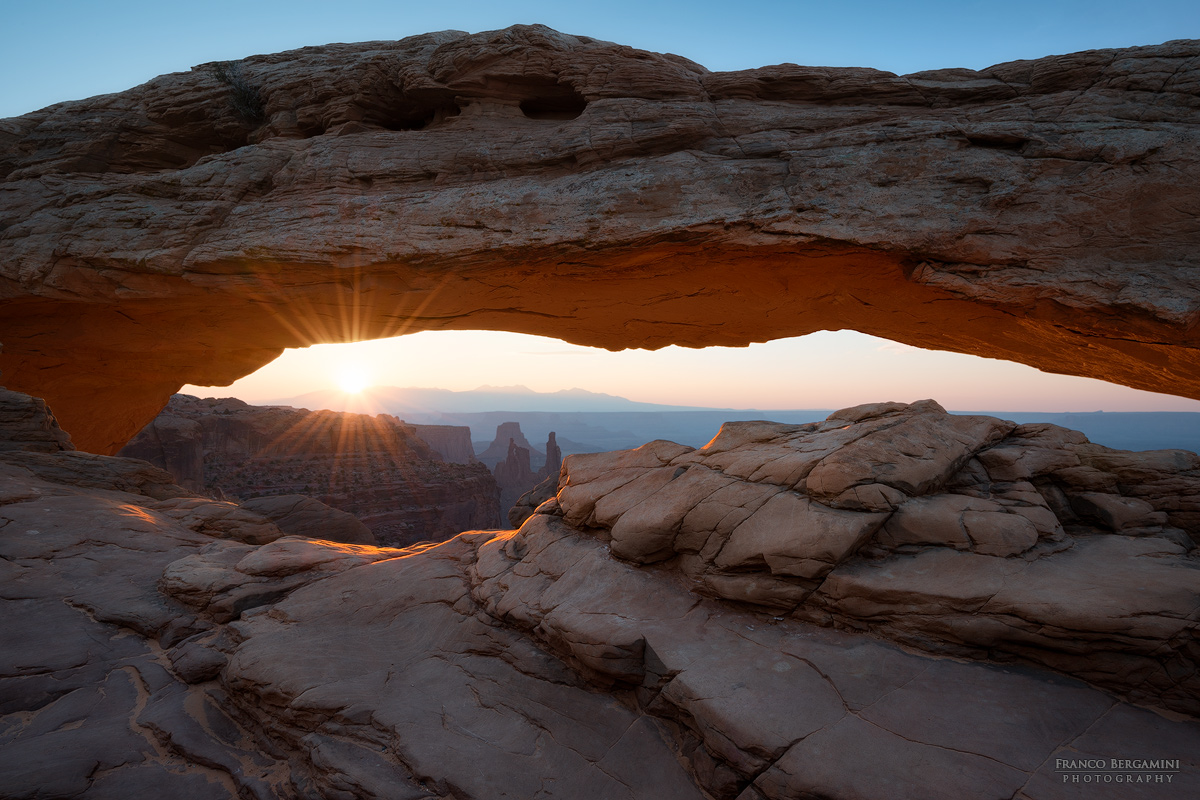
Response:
[1,17,1199,800]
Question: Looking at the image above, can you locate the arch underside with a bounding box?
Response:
[1,27,1198,453]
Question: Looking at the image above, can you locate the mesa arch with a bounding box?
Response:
[1,26,1198,454]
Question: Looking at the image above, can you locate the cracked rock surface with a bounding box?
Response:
[2,27,1200,452]
[3,390,1199,798]
[556,399,1200,716]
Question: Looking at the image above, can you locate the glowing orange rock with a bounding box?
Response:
[2,26,1198,452]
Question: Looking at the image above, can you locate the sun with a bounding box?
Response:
[336,366,371,394]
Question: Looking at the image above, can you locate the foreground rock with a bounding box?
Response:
[557,400,1200,714]
[239,494,376,544]
[509,472,559,528]
[3,392,1199,798]
[3,28,1200,452]
[0,386,75,453]
[468,516,1199,799]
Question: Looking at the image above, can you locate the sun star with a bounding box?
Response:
[336,367,370,394]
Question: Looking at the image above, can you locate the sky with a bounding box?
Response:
[5,0,1199,412]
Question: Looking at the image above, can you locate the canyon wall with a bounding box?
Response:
[120,395,501,545]
[1,26,1198,453]
[407,423,477,464]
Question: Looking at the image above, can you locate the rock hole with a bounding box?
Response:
[349,85,463,133]
[964,133,1028,151]
[519,84,587,120]
[372,102,462,132]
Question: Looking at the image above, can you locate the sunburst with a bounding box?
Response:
[336,366,371,394]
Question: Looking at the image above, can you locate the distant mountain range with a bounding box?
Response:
[268,386,1200,455]
[969,411,1200,455]
[276,385,714,415]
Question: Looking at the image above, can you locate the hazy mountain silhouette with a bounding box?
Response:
[270,386,1200,455]
[276,385,716,415]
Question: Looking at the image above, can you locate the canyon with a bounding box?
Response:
[2,23,1200,800]
[119,394,500,546]
[479,421,565,519]
[0,27,1198,453]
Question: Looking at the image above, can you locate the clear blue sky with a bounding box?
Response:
[4,0,1197,118]
[5,1,1199,412]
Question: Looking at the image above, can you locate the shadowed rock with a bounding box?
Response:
[3,390,1200,798]
[477,421,542,469]
[493,437,535,516]
[240,494,376,545]
[119,394,501,545]
[0,386,75,453]
[508,431,565,527]
[541,431,562,479]
[407,423,477,464]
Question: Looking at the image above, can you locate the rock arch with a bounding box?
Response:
[1,26,1198,453]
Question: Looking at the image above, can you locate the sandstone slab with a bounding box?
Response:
[555,401,1200,714]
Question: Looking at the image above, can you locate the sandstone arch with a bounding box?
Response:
[1,25,1198,453]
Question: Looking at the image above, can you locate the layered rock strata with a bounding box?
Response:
[121,395,501,545]
[2,396,1199,799]
[407,423,477,464]
[238,494,376,545]
[2,27,1199,452]
[554,400,1200,714]
[0,386,75,453]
